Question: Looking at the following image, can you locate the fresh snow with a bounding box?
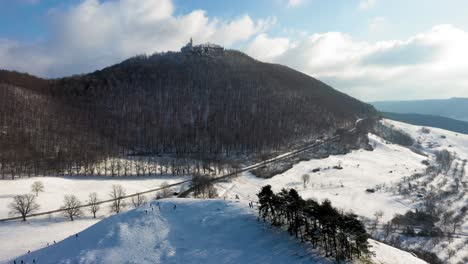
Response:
[0,175,188,219]
[0,176,188,262]
[2,119,467,263]
[6,199,427,264]
[369,240,426,264]
[8,199,331,264]
[218,133,427,222]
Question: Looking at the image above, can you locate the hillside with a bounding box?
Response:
[0,48,377,177]
[215,120,468,264]
[8,199,427,264]
[372,98,468,122]
[382,112,468,135]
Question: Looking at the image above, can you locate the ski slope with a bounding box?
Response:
[8,199,426,264]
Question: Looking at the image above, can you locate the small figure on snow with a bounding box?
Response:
[173,204,177,210]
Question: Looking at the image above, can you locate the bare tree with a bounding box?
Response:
[109,184,126,214]
[374,210,384,229]
[88,192,100,218]
[160,181,172,198]
[61,195,82,221]
[451,214,463,234]
[9,194,40,221]
[192,174,218,198]
[447,248,456,259]
[131,193,147,208]
[301,174,310,188]
[206,184,218,198]
[31,181,44,197]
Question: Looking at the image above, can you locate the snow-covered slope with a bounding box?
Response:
[0,176,189,262]
[217,119,467,264]
[8,199,427,264]
[10,199,331,264]
[384,119,468,155]
[3,119,466,263]
[218,133,427,222]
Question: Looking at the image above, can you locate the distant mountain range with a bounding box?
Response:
[372,98,468,122]
[381,112,468,135]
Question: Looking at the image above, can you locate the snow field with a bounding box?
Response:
[0,175,188,262]
[9,199,427,264]
[9,199,331,264]
[218,133,427,222]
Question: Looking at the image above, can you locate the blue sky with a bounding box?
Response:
[1,0,468,101]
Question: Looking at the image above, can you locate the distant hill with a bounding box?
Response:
[382,112,468,134]
[0,45,377,174]
[372,98,468,122]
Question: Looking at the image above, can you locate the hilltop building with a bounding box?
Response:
[181,38,224,56]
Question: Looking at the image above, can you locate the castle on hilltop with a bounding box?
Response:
[181,38,224,56]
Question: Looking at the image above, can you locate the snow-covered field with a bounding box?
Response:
[218,133,427,222]
[8,199,426,264]
[0,175,188,219]
[0,176,188,262]
[1,119,466,263]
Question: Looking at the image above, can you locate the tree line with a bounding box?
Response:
[257,185,371,261]
[7,181,178,221]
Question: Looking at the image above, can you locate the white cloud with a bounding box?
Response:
[245,25,468,101]
[246,34,292,62]
[2,0,468,101]
[0,0,272,77]
[284,0,308,8]
[359,0,377,11]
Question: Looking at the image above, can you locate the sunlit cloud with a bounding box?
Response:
[359,0,377,11]
[0,0,273,77]
[246,25,468,101]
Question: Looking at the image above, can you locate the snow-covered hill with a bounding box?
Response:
[217,133,427,222]
[11,199,328,264]
[8,199,426,264]
[216,119,468,263]
[1,119,466,263]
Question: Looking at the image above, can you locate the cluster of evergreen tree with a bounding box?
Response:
[257,185,371,261]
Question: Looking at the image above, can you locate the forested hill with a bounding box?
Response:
[0,48,377,173]
[372,98,468,122]
[382,112,468,134]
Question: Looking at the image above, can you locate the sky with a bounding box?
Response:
[1,0,468,101]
